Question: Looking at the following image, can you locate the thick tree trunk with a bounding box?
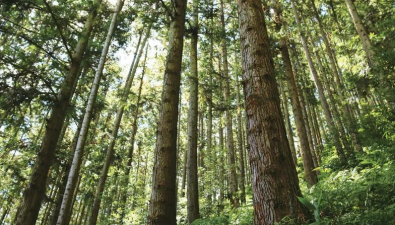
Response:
[187,0,200,222]
[290,0,347,165]
[237,0,311,223]
[147,0,187,223]
[220,0,239,208]
[15,2,102,224]
[56,1,123,224]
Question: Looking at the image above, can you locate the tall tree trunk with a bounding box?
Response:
[290,0,347,165]
[236,72,246,204]
[343,0,375,68]
[218,120,225,207]
[310,0,363,153]
[271,0,318,185]
[181,147,187,198]
[15,1,102,224]
[56,1,123,224]
[120,53,147,220]
[88,13,150,225]
[49,102,86,225]
[220,0,239,208]
[300,86,319,168]
[187,0,200,222]
[238,0,311,223]
[77,199,87,225]
[312,47,353,156]
[116,28,146,223]
[279,81,298,165]
[206,10,214,203]
[147,0,187,223]
[128,145,141,210]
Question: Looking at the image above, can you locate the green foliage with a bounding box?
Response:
[191,216,229,225]
[191,205,253,225]
[301,147,395,225]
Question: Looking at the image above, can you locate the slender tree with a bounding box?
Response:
[88,21,150,225]
[15,1,102,224]
[271,0,318,185]
[279,81,298,165]
[220,0,239,208]
[56,1,124,224]
[290,0,347,165]
[309,0,363,153]
[236,72,247,204]
[187,0,200,222]
[344,0,375,68]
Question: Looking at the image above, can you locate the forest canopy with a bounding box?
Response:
[0,0,394,224]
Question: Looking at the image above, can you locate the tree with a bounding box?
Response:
[271,0,318,186]
[237,0,311,223]
[14,1,102,224]
[220,0,239,208]
[56,1,124,224]
[186,0,200,222]
[88,10,151,225]
[344,0,375,68]
[147,0,188,223]
[290,0,347,165]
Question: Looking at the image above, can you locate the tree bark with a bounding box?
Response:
[15,1,102,224]
[147,0,187,223]
[186,0,200,222]
[237,0,311,223]
[220,0,239,208]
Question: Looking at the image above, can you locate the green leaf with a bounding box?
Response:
[297,196,315,211]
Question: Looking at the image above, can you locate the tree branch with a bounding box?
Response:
[159,0,174,20]
[42,0,73,60]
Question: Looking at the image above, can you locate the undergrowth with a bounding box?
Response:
[191,145,395,225]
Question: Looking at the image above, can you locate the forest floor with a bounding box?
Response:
[191,143,395,225]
